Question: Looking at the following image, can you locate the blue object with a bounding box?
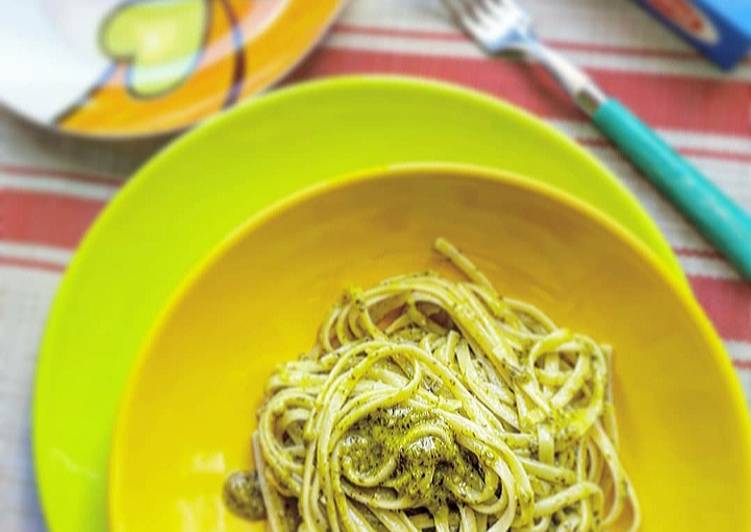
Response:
[633,0,751,69]
[594,99,751,280]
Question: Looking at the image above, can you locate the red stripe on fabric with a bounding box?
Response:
[674,248,721,259]
[548,39,707,62]
[735,359,751,370]
[0,182,739,266]
[2,180,749,345]
[0,249,723,315]
[298,47,751,136]
[334,24,465,42]
[576,137,751,164]
[332,23,751,64]
[690,277,751,342]
[0,256,66,272]
[0,164,120,185]
[0,190,104,248]
[676,148,751,164]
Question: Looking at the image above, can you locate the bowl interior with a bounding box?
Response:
[111,166,751,531]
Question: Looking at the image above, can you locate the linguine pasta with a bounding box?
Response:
[226,239,640,531]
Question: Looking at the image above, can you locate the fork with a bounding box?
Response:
[442,0,751,280]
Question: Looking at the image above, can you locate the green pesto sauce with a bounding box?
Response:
[278,496,302,531]
[345,407,485,511]
[223,470,266,521]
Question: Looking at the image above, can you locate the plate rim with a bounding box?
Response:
[32,74,688,531]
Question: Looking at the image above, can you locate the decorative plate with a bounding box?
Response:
[0,0,343,137]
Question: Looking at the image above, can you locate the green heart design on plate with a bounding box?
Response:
[100,0,208,98]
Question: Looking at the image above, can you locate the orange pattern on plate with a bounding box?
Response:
[57,0,341,136]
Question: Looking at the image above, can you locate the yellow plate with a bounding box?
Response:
[111,165,751,531]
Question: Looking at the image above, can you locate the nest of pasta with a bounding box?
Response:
[227,239,639,532]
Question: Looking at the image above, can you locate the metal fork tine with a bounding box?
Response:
[481,0,523,20]
[444,0,534,51]
[441,0,488,37]
[440,0,470,26]
[485,0,521,11]
[455,0,482,23]
[477,0,503,14]
[471,0,496,20]
[460,0,499,30]
[487,1,509,18]
[439,0,462,20]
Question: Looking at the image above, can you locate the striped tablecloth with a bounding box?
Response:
[1,0,749,529]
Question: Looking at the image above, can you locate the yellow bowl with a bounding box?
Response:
[110,164,751,531]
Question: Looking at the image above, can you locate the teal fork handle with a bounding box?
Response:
[593,99,751,280]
